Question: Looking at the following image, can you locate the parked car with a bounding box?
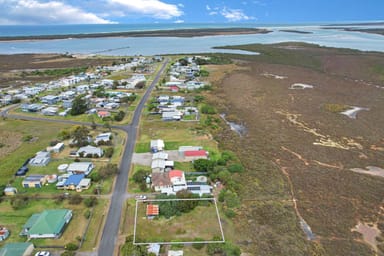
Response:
[35,251,51,256]
[135,195,147,200]
[15,166,29,176]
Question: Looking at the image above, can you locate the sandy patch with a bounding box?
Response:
[289,83,314,89]
[350,166,384,177]
[352,222,380,250]
[340,106,369,119]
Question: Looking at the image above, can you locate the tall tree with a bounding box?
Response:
[70,95,87,116]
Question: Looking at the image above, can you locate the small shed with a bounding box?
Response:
[0,227,10,241]
[22,175,46,188]
[146,204,159,220]
[76,178,91,192]
[4,186,17,196]
[147,243,160,256]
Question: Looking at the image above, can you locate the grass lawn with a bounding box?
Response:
[134,202,223,243]
[135,119,218,154]
[0,198,91,247]
[80,198,109,251]
[128,164,151,193]
[0,120,72,183]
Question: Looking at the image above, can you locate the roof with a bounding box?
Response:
[151,159,166,169]
[184,150,208,157]
[78,178,91,187]
[146,204,159,216]
[169,170,183,179]
[64,174,85,186]
[67,162,93,172]
[77,145,103,155]
[27,210,72,236]
[152,152,168,160]
[0,242,34,256]
[151,172,172,187]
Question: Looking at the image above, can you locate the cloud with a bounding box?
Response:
[220,7,254,22]
[107,0,183,19]
[209,11,218,16]
[174,19,184,23]
[0,0,113,25]
[206,5,211,11]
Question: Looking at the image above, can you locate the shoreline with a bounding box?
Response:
[0,27,271,42]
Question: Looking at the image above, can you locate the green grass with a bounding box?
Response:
[0,198,89,247]
[135,203,223,243]
[0,120,72,183]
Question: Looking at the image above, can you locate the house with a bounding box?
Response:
[47,142,64,153]
[64,174,85,190]
[94,132,112,145]
[146,204,159,219]
[0,227,10,241]
[168,170,187,193]
[41,106,59,116]
[41,95,59,105]
[76,85,89,93]
[22,175,46,188]
[4,186,17,196]
[151,172,172,192]
[67,162,94,176]
[183,150,209,161]
[77,145,103,158]
[76,178,91,192]
[62,99,73,109]
[150,139,165,153]
[147,243,160,256]
[20,103,44,112]
[0,242,34,256]
[169,85,179,92]
[97,110,111,118]
[151,170,187,195]
[20,209,72,239]
[29,151,50,166]
[162,111,182,121]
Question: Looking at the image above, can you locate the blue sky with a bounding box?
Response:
[0,0,383,25]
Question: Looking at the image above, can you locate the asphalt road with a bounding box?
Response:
[0,59,169,256]
[97,59,169,256]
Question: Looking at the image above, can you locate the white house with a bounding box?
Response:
[67,162,94,176]
[29,151,51,166]
[77,145,103,158]
[47,142,64,153]
[94,132,112,144]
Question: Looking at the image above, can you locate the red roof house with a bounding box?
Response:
[97,110,111,118]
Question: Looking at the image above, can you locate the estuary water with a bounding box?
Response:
[0,23,383,55]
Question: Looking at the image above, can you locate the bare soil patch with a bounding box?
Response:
[0,130,22,157]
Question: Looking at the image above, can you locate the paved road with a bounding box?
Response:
[97,59,169,256]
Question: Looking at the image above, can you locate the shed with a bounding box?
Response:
[150,139,165,153]
[0,242,34,256]
[29,151,51,166]
[47,142,64,153]
[20,209,72,239]
[184,150,208,161]
[147,243,160,256]
[146,204,159,219]
[67,162,94,176]
[4,187,17,196]
[0,227,10,241]
[22,175,46,188]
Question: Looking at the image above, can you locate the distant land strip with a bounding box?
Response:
[0,28,271,41]
[322,27,384,36]
[279,29,312,34]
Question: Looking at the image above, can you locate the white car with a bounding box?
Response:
[35,251,51,256]
[135,195,147,200]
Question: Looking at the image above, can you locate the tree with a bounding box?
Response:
[70,95,87,116]
[114,110,126,121]
[99,163,119,179]
[201,104,217,114]
[176,190,199,213]
[104,147,114,158]
[68,194,83,205]
[193,159,215,172]
[70,126,90,147]
[84,196,98,207]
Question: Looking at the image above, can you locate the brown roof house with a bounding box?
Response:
[151,172,172,192]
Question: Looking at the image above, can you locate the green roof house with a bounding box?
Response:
[0,242,34,256]
[20,209,72,239]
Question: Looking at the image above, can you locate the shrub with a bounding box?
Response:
[201,104,217,114]
[192,238,205,250]
[65,242,79,251]
[10,196,29,210]
[84,196,98,207]
[84,209,91,219]
[224,208,236,218]
[68,194,83,205]
[61,251,75,256]
[228,163,245,173]
[104,147,114,158]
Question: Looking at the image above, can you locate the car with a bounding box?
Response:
[135,195,147,200]
[15,166,29,176]
[35,251,51,256]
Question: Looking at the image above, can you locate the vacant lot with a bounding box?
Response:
[134,200,223,243]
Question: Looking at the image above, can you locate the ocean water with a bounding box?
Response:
[0,23,383,55]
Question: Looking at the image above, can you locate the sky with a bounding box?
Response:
[0,0,383,25]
